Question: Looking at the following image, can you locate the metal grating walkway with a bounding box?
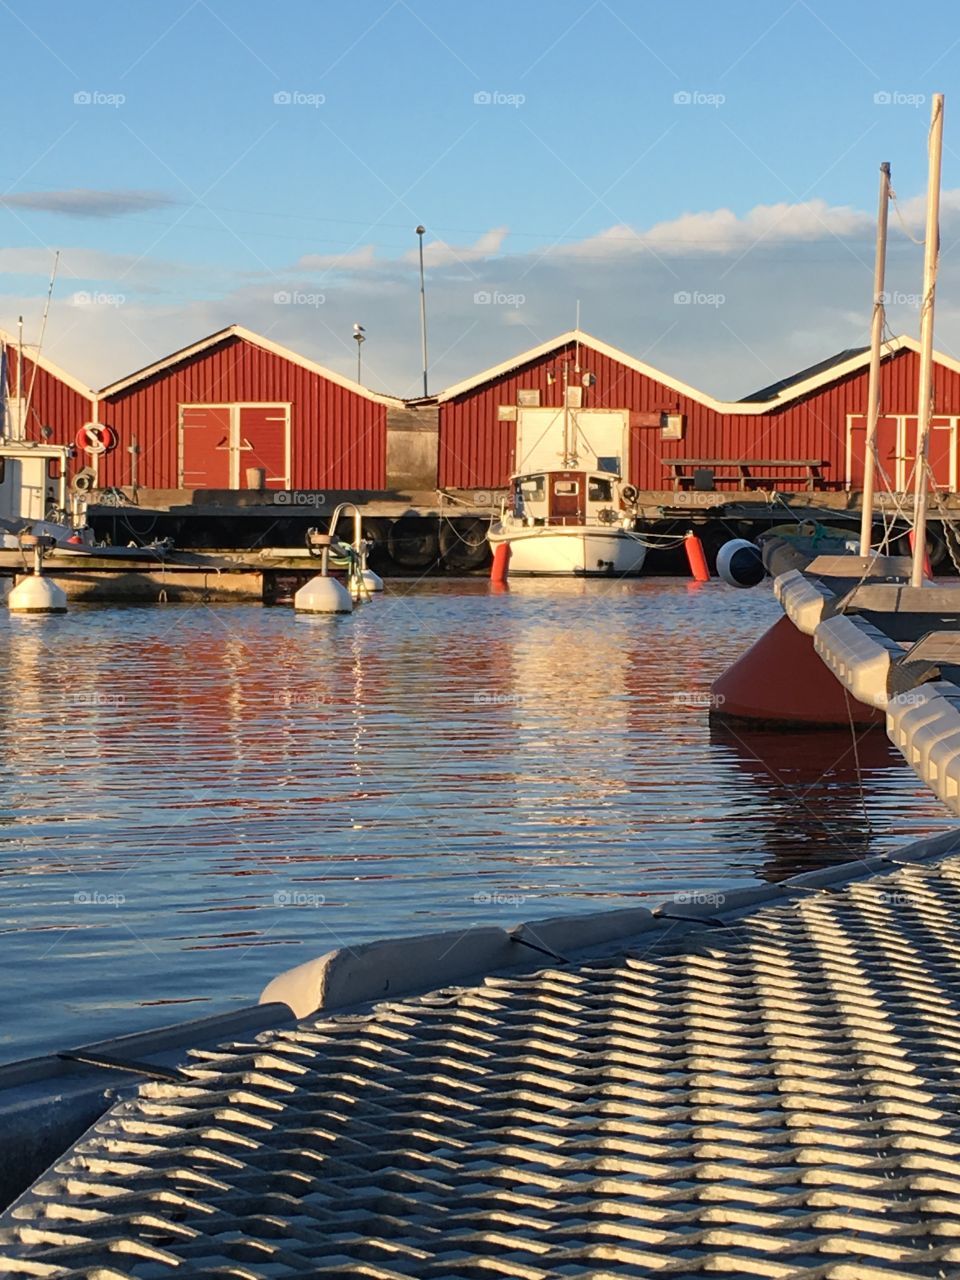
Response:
[6,858,960,1277]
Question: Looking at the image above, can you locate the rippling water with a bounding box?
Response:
[0,578,952,1062]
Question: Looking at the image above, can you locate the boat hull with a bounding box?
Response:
[487,526,646,576]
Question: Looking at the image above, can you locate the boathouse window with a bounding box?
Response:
[588,477,612,502]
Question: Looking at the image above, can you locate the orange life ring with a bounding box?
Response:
[76,423,117,456]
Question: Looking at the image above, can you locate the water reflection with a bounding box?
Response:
[0,579,953,1061]
[708,720,911,881]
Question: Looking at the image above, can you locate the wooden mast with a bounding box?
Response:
[859,162,891,555]
[910,93,944,588]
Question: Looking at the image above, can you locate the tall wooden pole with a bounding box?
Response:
[859,162,891,555]
[911,94,944,587]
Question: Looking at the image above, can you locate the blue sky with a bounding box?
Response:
[1,0,958,397]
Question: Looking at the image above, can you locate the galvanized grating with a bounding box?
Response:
[6,860,960,1276]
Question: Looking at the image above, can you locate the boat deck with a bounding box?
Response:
[5,841,960,1277]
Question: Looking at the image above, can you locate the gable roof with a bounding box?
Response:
[98,324,403,405]
[432,330,960,416]
[740,347,870,402]
[0,329,96,400]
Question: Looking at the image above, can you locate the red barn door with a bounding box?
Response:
[179,404,290,489]
[180,406,230,488]
[238,406,289,489]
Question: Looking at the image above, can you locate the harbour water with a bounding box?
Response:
[0,577,952,1063]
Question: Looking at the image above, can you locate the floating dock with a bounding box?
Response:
[4,831,960,1277]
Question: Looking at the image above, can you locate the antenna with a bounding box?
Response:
[23,251,60,435]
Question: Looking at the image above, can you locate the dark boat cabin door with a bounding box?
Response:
[548,471,584,524]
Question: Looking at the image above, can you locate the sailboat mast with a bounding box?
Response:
[561,359,570,465]
[859,161,891,555]
[910,92,944,588]
[16,316,23,441]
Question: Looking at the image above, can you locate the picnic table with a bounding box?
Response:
[663,457,830,492]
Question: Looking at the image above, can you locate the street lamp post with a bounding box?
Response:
[416,225,428,397]
[353,323,366,385]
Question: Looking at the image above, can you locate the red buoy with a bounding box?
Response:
[908,529,934,579]
[490,542,511,584]
[684,531,710,582]
[710,614,883,727]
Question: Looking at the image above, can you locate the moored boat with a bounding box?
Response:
[487,467,646,576]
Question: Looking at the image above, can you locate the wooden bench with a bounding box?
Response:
[662,458,830,492]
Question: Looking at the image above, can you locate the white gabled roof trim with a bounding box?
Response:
[98,324,404,406]
[433,330,955,416]
[0,328,96,400]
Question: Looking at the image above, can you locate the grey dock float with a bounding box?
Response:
[776,557,960,814]
[5,834,960,1277]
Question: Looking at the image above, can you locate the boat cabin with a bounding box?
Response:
[511,469,623,527]
[0,442,71,528]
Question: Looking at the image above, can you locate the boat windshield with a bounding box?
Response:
[587,476,613,503]
[513,474,547,516]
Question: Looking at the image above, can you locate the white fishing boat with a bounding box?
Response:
[488,467,646,575]
[486,348,646,576]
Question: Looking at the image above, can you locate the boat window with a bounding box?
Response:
[588,477,612,502]
[47,459,61,480]
[553,480,579,495]
[517,475,546,502]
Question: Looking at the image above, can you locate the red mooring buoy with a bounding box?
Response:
[710,615,883,727]
[490,542,511,584]
[908,529,934,579]
[684,532,710,582]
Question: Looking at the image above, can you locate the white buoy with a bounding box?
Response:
[9,574,67,614]
[360,568,384,592]
[294,574,353,614]
[716,538,764,589]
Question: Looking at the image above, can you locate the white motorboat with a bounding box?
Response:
[487,467,646,576]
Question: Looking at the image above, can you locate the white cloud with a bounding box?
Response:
[294,245,378,272]
[408,226,508,268]
[556,199,875,259]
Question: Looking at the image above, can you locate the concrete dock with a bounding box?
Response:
[4,832,960,1277]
